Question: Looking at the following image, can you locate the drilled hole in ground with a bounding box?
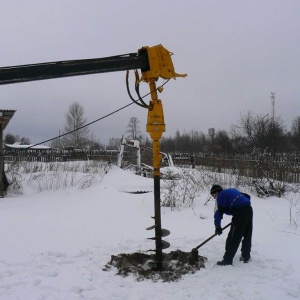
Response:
[125,191,151,194]
[103,250,206,282]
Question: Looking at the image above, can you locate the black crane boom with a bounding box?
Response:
[0,51,149,85]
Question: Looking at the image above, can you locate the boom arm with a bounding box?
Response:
[0,52,149,85]
[0,45,186,85]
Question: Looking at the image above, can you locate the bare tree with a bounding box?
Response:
[125,117,143,141]
[63,102,89,148]
[160,129,209,154]
[4,133,16,144]
[291,116,300,136]
[290,116,300,151]
[107,137,120,150]
[4,134,30,145]
[214,130,233,153]
[230,111,285,153]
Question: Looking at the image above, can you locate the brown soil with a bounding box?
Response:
[103,249,206,282]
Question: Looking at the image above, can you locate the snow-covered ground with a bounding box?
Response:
[0,165,299,300]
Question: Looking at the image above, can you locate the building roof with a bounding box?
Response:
[5,143,51,150]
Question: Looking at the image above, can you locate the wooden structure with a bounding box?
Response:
[0,109,16,197]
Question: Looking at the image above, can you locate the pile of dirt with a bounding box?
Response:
[103,249,206,282]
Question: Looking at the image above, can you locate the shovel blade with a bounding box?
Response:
[188,248,199,265]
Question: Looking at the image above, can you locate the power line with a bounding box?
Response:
[22,79,171,149]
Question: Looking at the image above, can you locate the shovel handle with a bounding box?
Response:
[195,222,232,250]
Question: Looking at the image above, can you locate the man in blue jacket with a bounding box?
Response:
[210,184,253,266]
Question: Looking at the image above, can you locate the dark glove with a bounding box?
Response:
[215,226,223,235]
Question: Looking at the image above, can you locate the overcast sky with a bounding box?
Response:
[1,0,299,145]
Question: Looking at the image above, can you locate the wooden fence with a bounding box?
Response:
[4,149,300,183]
[178,153,300,183]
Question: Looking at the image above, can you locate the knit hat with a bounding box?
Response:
[210,184,223,195]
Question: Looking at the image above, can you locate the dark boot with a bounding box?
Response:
[216,259,232,266]
[239,256,251,263]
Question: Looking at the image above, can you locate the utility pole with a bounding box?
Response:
[59,130,61,148]
[270,92,276,152]
[270,92,276,123]
[0,110,16,197]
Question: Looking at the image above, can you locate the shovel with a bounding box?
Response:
[188,222,232,265]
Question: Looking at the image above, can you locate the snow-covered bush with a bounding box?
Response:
[284,186,300,227]
[161,168,211,210]
[5,160,112,193]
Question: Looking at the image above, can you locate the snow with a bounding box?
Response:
[5,143,51,149]
[0,164,300,300]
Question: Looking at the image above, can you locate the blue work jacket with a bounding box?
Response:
[214,188,251,227]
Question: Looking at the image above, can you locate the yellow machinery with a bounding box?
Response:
[0,44,187,270]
